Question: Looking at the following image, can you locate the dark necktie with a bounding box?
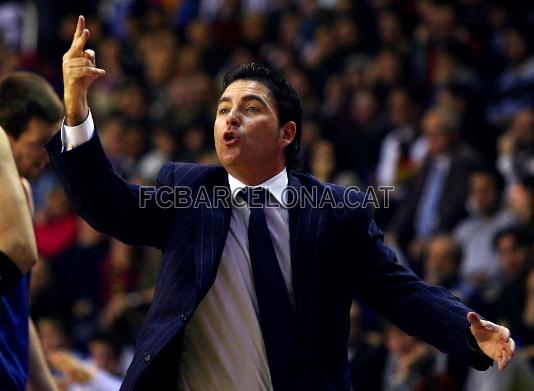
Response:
[239,187,305,391]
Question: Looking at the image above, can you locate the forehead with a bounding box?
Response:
[423,113,448,133]
[471,172,494,184]
[220,79,273,103]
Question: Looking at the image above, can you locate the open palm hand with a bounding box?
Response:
[467,312,515,371]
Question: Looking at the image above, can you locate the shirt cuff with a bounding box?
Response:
[61,110,95,152]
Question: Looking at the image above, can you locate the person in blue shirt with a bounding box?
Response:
[0,72,63,390]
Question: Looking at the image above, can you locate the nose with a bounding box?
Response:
[225,108,241,127]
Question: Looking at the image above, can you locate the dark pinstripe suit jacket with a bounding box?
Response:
[46,131,491,391]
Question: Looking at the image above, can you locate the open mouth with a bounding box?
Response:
[223,130,240,145]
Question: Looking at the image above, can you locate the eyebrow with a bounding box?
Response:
[217,94,269,107]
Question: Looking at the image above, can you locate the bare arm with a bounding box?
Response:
[28,318,59,391]
[0,126,37,293]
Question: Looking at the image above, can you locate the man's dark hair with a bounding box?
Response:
[471,166,505,195]
[0,72,63,139]
[222,63,302,170]
[493,226,530,250]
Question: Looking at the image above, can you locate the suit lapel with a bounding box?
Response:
[195,170,232,297]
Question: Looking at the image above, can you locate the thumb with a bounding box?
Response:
[467,312,482,327]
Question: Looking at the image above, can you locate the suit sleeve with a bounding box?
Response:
[347,195,492,371]
[46,129,175,249]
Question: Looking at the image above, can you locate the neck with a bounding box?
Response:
[227,163,286,186]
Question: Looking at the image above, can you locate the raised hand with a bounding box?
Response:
[467,312,515,371]
[62,15,105,126]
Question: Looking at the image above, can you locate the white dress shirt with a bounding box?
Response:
[62,113,293,391]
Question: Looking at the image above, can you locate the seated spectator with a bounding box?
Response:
[497,109,534,185]
[348,301,386,391]
[520,268,534,367]
[87,333,124,378]
[507,175,534,238]
[382,323,435,391]
[375,88,427,223]
[493,227,532,329]
[464,347,534,391]
[35,185,78,260]
[135,126,176,185]
[423,234,482,311]
[390,108,482,268]
[309,139,336,183]
[36,317,70,355]
[486,27,534,125]
[454,168,516,287]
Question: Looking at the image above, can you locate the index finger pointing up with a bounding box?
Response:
[74,15,85,40]
[65,16,90,60]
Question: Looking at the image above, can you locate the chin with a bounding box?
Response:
[219,153,241,168]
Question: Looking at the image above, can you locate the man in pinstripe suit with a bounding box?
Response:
[47,16,515,391]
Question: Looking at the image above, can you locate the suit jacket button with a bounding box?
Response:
[180,313,189,321]
[144,352,152,362]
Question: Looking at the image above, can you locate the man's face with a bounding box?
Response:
[497,235,529,279]
[422,112,452,157]
[214,80,294,183]
[469,173,499,215]
[424,237,457,280]
[9,118,59,179]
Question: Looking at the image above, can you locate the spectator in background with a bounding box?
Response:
[434,84,491,158]
[49,218,110,349]
[35,185,78,260]
[375,88,426,225]
[371,49,406,105]
[121,123,148,179]
[98,114,128,176]
[498,109,534,185]
[410,1,476,97]
[335,89,387,183]
[87,333,123,379]
[41,323,123,391]
[136,127,177,185]
[376,10,408,55]
[454,168,516,287]
[348,301,386,391]
[37,317,70,355]
[177,124,209,164]
[487,27,534,125]
[390,107,481,268]
[423,234,480,310]
[520,268,534,367]
[98,239,156,347]
[494,226,533,318]
[507,175,534,238]
[382,323,435,391]
[309,139,336,183]
[492,227,533,352]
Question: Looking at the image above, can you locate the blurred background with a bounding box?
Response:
[2,0,533,389]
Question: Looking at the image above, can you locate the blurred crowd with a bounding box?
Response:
[1,0,533,390]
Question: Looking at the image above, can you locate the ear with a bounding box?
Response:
[279,121,296,148]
